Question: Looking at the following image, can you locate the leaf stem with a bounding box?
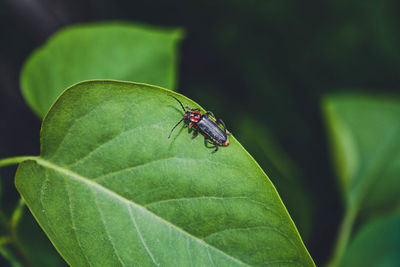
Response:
[9,199,32,267]
[325,204,358,267]
[0,236,23,267]
[0,156,38,168]
[0,200,31,267]
[10,199,25,231]
[0,156,36,266]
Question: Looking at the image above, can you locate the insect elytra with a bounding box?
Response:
[168,95,230,153]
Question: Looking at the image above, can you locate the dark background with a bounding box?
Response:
[1,0,400,265]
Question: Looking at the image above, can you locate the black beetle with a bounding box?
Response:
[168,95,230,153]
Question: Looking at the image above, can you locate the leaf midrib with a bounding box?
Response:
[29,157,250,266]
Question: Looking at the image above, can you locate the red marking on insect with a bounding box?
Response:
[190,112,201,123]
[167,94,231,153]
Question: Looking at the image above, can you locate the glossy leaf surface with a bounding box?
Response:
[15,81,314,266]
[323,94,400,213]
[20,23,182,118]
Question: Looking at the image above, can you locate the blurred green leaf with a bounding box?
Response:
[20,22,182,118]
[15,80,314,266]
[340,214,400,267]
[16,209,66,267]
[0,241,23,267]
[323,93,400,266]
[0,198,65,266]
[323,93,400,214]
[235,115,312,240]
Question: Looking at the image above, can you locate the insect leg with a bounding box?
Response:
[212,142,219,153]
[203,135,218,153]
[186,107,200,112]
[206,111,215,118]
[216,119,226,131]
[192,125,199,139]
[215,119,231,135]
[203,135,213,146]
[168,118,184,138]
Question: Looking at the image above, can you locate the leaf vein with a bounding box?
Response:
[207,247,216,267]
[94,157,244,183]
[91,188,126,266]
[144,195,284,228]
[63,174,93,267]
[203,225,280,240]
[186,238,193,267]
[35,158,250,266]
[49,102,107,160]
[127,204,160,266]
[67,123,163,169]
[40,170,76,265]
[144,196,248,208]
[93,157,183,182]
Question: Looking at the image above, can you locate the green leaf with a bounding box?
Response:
[234,115,313,241]
[15,80,314,266]
[340,214,400,267]
[16,209,67,267]
[20,23,182,118]
[0,242,23,267]
[323,93,400,214]
[323,93,400,266]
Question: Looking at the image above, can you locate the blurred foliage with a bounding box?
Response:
[1,0,400,266]
[340,214,400,267]
[324,94,400,215]
[0,243,23,267]
[0,189,66,267]
[20,23,182,118]
[16,207,67,267]
[323,94,400,266]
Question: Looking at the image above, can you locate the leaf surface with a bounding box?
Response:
[16,81,314,266]
[235,115,312,241]
[20,23,182,118]
[323,94,400,213]
[340,214,400,267]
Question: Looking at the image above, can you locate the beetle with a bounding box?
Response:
[167,95,230,153]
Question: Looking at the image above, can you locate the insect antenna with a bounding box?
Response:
[168,118,184,139]
[168,94,186,112]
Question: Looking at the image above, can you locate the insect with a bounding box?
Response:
[168,95,230,153]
